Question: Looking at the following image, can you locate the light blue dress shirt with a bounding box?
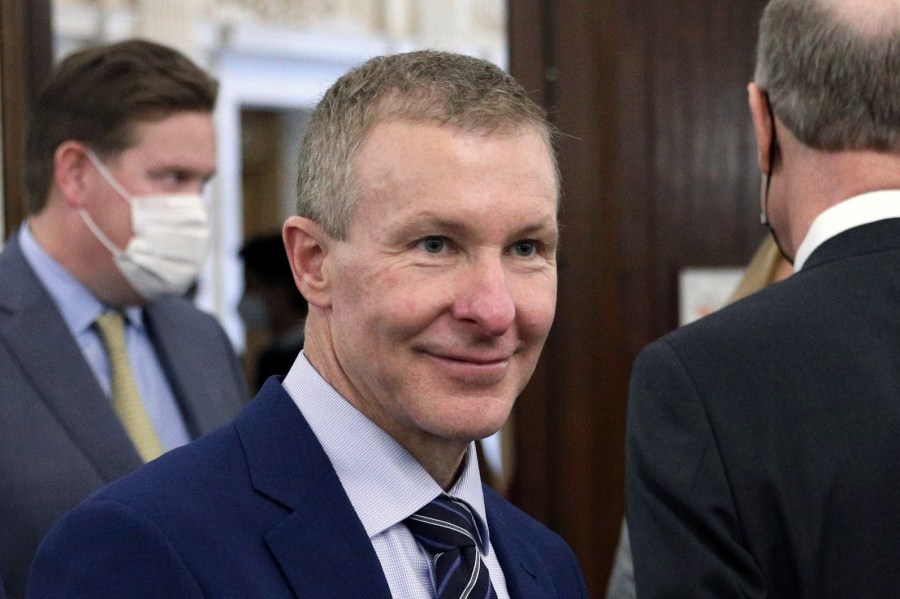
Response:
[18,224,190,452]
[283,352,511,598]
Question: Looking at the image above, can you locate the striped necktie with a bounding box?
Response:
[94,311,164,462]
[404,494,498,599]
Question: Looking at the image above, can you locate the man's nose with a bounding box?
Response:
[451,257,516,336]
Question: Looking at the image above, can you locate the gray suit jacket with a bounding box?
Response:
[0,232,248,599]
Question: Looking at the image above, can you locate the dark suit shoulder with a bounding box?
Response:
[483,485,568,546]
[483,486,588,596]
[627,225,900,597]
[54,380,317,538]
[650,244,898,388]
[661,224,900,360]
[28,413,291,598]
[661,276,801,352]
[94,421,244,505]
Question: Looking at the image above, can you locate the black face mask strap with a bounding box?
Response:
[761,93,779,225]
[760,92,793,264]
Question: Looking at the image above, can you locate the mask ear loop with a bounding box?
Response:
[85,149,134,202]
[79,149,132,258]
[759,93,794,265]
[78,206,125,257]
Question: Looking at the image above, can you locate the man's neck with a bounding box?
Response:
[784,148,900,256]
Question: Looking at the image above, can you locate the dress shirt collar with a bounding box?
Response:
[794,189,900,271]
[18,223,145,333]
[282,352,491,551]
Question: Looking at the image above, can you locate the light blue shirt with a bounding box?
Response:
[18,224,190,452]
[282,352,511,598]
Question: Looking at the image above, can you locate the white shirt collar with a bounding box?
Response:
[793,189,900,271]
[281,352,491,549]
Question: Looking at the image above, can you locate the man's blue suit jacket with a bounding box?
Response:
[29,378,588,598]
[0,232,248,599]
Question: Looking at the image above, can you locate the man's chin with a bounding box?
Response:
[437,404,513,443]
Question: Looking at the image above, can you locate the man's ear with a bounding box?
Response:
[748,83,774,175]
[53,141,94,208]
[283,216,333,309]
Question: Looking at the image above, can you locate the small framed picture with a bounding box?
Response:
[678,267,744,326]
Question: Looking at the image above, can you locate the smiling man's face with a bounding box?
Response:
[320,119,558,466]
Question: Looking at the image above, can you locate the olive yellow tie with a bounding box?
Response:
[94,311,164,462]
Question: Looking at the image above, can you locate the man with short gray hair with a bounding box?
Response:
[29,50,588,599]
[627,0,900,597]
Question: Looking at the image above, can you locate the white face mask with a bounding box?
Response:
[79,150,211,301]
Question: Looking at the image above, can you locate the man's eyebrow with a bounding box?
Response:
[514,220,559,238]
[390,213,559,241]
[150,164,217,179]
[390,214,468,236]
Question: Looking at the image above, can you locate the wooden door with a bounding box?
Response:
[509,0,769,593]
[1,0,52,238]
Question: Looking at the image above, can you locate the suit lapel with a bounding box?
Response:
[235,380,393,599]
[0,237,142,480]
[486,490,561,599]
[143,300,243,438]
[144,303,209,437]
[265,482,395,598]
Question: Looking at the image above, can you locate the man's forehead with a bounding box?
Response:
[362,116,550,142]
[122,113,216,164]
[128,110,214,140]
[356,119,554,169]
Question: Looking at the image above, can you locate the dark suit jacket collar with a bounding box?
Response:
[236,379,566,598]
[234,379,394,598]
[0,233,143,480]
[485,487,567,598]
[804,218,900,271]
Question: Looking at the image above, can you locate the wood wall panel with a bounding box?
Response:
[507,0,556,526]
[551,0,624,583]
[649,1,768,332]
[509,0,769,595]
[1,0,52,238]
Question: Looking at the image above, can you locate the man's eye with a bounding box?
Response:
[418,236,447,254]
[513,240,538,257]
[162,171,190,186]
